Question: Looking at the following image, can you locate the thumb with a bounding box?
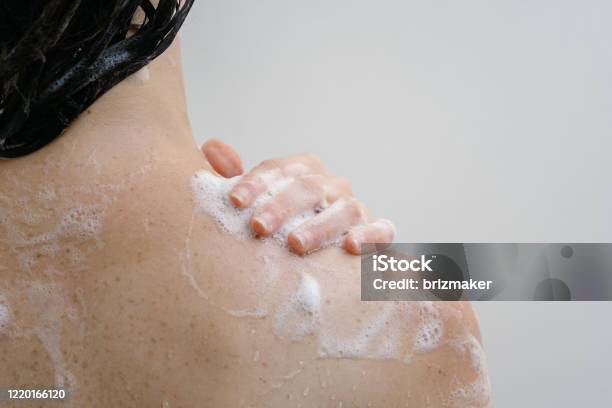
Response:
[201,139,244,178]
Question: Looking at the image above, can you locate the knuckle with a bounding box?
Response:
[378,218,395,229]
[258,202,282,219]
[259,158,279,169]
[301,153,325,169]
[245,159,281,183]
[377,219,396,240]
[282,161,311,176]
[233,179,256,192]
[344,198,366,222]
[296,175,325,195]
[333,176,354,195]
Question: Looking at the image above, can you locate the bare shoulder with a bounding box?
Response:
[0,131,490,407]
[277,248,491,407]
[180,198,491,407]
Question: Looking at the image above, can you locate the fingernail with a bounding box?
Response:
[291,231,312,254]
[346,235,361,255]
[217,155,239,177]
[252,212,276,235]
[230,185,251,207]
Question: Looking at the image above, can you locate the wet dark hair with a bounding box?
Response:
[0,0,194,158]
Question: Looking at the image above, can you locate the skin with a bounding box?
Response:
[201,140,396,256]
[0,40,490,407]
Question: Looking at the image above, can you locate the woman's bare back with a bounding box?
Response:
[0,45,490,408]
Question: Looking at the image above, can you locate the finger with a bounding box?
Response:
[277,153,327,177]
[251,176,325,236]
[201,139,243,178]
[229,154,325,208]
[323,176,354,203]
[288,198,366,255]
[343,219,396,255]
[228,160,280,208]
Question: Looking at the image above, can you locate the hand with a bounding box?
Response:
[202,139,395,255]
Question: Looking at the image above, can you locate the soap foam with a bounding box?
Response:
[26,283,69,389]
[5,204,103,246]
[191,172,249,238]
[1,148,155,276]
[413,302,444,353]
[2,200,106,273]
[0,294,10,331]
[317,300,449,364]
[190,170,332,248]
[57,205,104,241]
[273,272,321,341]
[318,303,403,360]
[63,370,78,408]
[133,66,150,82]
[447,335,492,407]
[456,335,487,374]
[414,318,444,353]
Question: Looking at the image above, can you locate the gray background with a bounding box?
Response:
[181,1,612,406]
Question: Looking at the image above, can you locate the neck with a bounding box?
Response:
[4,39,196,166]
[66,39,196,154]
[0,38,210,201]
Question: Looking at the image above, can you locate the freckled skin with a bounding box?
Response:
[0,41,490,407]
